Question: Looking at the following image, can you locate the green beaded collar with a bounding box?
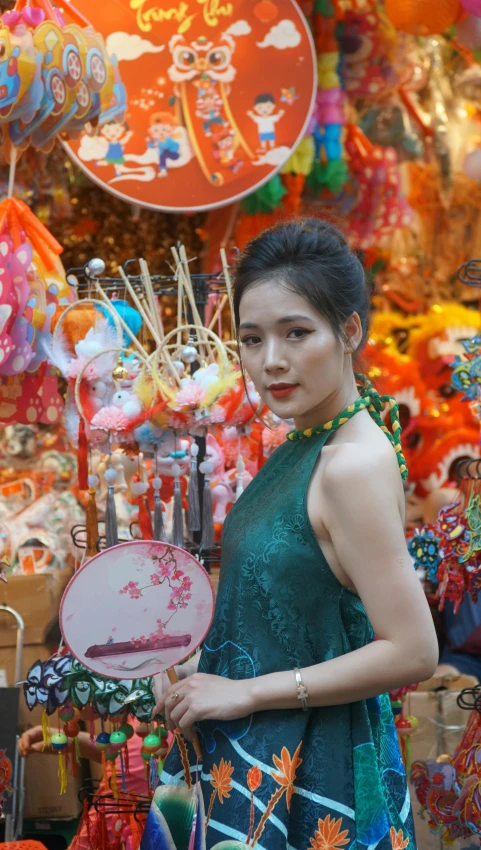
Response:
[286,373,408,480]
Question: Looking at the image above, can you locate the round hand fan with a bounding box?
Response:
[60,540,214,680]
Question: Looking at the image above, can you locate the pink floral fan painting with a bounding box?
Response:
[60,541,215,679]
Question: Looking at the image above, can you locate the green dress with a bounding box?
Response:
[158,429,416,850]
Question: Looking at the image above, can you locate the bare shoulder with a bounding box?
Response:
[320,417,404,506]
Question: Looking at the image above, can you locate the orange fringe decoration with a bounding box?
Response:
[109,759,119,799]
[58,751,67,795]
[234,211,281,252]
[281,174,306,215]
[85,487,99,558]
[102,751,108,788]
[136,496,153,540]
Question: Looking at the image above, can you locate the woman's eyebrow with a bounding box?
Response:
[239,315,314,331]
[276,315,314,324]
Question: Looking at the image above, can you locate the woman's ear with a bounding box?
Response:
[343,313,363,353]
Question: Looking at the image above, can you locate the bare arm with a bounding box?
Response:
[159,448,438,736]
[249,447,437,710]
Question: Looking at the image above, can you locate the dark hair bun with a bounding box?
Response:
[233,218,370,349]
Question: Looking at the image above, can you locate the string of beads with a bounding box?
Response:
[286,372,408,480]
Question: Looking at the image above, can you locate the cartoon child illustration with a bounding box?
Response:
[247,93,285,151]
[212,127,243,174]
[195,80,225,137]
[147,112,181,177]
[97,120,133,176]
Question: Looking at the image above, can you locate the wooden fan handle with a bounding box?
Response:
[167,667,203,760]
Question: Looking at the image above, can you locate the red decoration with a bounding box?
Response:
[63,0,316,213]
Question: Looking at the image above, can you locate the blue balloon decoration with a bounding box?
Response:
[100,299,142,347]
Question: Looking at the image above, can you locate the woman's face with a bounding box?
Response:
[238,279,357,427]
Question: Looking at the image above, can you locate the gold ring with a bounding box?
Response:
[171,693,180,702]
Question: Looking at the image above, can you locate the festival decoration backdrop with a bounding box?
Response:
[62,0,317,213]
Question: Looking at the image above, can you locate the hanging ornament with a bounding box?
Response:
[131,478,153,540]
[104,464,119,548]
[180,340,198,365]
[112,359,129,382]
[199,459,215,550]
[152,476,167,542]
[85,474,99,559]
[187,441,201,532]
[50,731,68,794]
[171,462,184,549]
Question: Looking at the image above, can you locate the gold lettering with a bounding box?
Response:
[196,0,234,27]
[129,0,196,34]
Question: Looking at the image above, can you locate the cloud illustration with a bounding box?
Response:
[78,135,109,162]
[225,20,252,36]
[106,32,165,62]
[257,19,301,50]
[252,146,291,166]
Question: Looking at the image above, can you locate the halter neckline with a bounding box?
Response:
[286,373,408,480]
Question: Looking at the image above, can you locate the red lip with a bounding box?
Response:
[268,383,298,399]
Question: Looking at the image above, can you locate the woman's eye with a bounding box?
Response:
[287,328,310,339]
[240,335,261,346]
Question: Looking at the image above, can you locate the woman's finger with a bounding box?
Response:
[178,709,197,741]
[169,695,189,728]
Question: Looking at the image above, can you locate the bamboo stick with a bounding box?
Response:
[208,293,228,332]
[94,282,149,361]
[116,268,181,389]
[220,247,235,339]
[172,246,214,361]
[140,258,163,342]
[117,266,162,346]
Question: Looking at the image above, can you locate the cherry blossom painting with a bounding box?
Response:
[60,541,214,679]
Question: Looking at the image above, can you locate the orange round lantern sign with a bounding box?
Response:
[63,0,317,212]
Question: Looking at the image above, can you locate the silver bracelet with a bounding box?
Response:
[293,667,309,711]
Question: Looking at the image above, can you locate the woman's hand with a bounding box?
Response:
[152,654,201,719]
[18,726,54,757]
[160,673,253,740]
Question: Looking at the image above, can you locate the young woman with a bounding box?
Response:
[151,220,438,849]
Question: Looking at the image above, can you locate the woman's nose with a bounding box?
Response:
[263,339,288,373]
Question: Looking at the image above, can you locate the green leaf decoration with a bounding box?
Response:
[307,158,348,194]
[240,175,286,214]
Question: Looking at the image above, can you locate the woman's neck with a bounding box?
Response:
[293,372,360,432]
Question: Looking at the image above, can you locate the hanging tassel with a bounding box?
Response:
[152,477,166,542]
[109,758,119,799]
[41,709,49,750]
[199,459,215,550]
[102,751,108,788]
[187,441,201,532]
[131,480,153,539]
[78,418,88,491]
[104,466,119,549]
[172,463,184,548]
[86,476,99,559]
[124,738,130,776]
[120,750,127,794]
[58,751,67,795]
[149,755,158,790]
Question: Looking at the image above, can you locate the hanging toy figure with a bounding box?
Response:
[50,731,68,794]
